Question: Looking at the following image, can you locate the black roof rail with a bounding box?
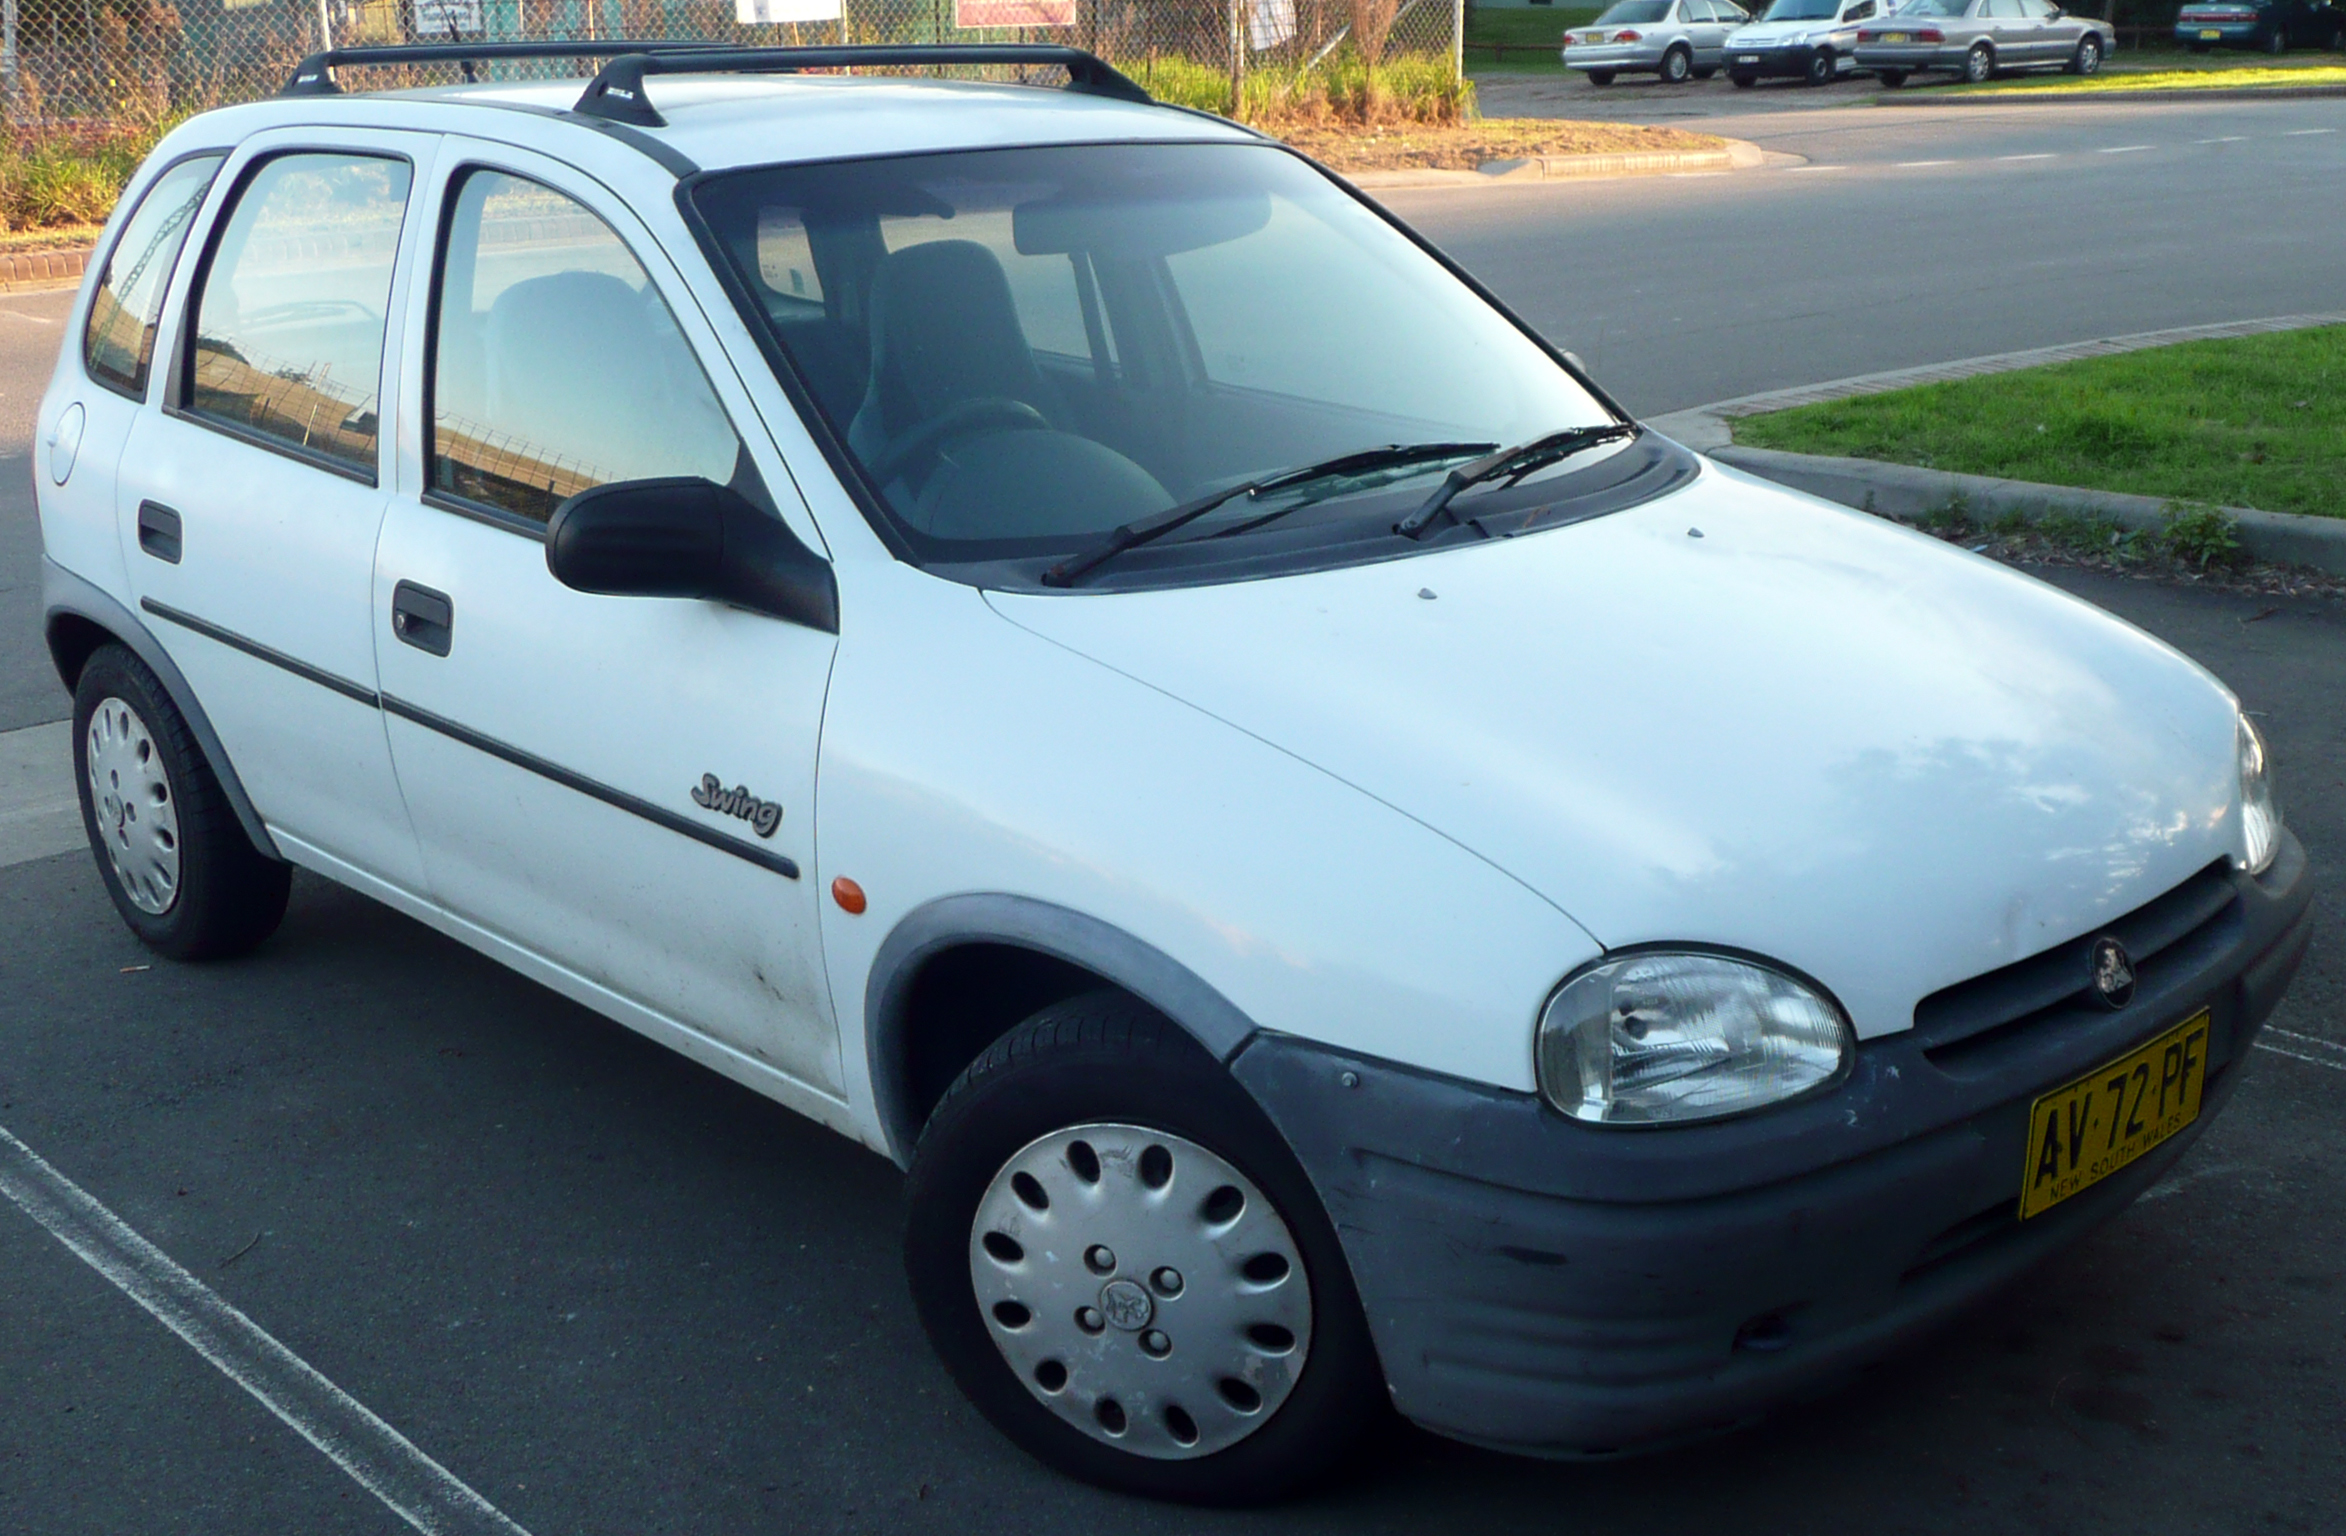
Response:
[572,44,1153,128]
[280,39,731,98]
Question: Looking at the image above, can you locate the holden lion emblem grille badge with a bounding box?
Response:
[2088,937,2136,1010]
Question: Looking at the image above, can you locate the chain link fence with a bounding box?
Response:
[0,0,1461,130]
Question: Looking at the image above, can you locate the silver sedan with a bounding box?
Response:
[1855,0,2116,84]
[1563,0,1756,84]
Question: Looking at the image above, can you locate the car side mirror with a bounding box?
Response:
[546,476,839,633]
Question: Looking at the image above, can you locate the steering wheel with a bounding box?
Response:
[867,396,1050,486]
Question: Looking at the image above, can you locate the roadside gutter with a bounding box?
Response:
[1349,137,1767,191]
[0,247,92,294]
[1877,82,2346,106]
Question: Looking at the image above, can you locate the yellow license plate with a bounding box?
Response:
[2199,27,2222,36]
[1883,31,1910,41]
[2020,1011,2209,1219]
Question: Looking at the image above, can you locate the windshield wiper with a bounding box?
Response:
[1392,423,1638,539]
[1040,441,1497,588]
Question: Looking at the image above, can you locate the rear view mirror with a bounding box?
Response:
[546,477,839,633]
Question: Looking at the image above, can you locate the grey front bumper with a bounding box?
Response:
[1231,838,2314,1455]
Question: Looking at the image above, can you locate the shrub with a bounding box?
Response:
[2161,505,2242,568]
[1124,50,1474,126]
[0,122,164,232]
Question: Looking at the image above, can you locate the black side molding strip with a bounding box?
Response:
[139,597,800,881]
[141,598,380,706]
[380,693,801,881]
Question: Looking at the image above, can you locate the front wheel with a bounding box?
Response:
[1730,70,1758,86]
[73,644,289,960]
[2265,27,2287,53]
[2069,34,2102,73]
[1964,41,1995,82]
[1878,67,1909,86]
[1804,47,1836,84]
[903,993,1383,1502]
[1660,45,1693,82]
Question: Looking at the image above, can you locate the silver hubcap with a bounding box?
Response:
[971,1124,1312,1461]
[86,696,180,915]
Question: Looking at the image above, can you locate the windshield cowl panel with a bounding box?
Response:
[689,139,1649,592]
[922,432,1697,595]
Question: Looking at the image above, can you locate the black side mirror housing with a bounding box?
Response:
[545,477,840,634]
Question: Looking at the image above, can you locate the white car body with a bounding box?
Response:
[36,55,2311,1471]
[1725,0,1884,75]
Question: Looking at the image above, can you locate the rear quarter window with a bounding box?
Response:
[84,153,225,398]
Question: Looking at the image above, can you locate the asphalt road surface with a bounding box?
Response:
[3,93,2342,1535]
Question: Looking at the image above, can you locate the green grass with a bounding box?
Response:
[1732,326,2346,520]
[1933,61,2346,94]
[1463,6,1599,73]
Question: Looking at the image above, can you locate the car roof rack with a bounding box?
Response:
[571,45,1154,128]
[281,39,734,97]
[279,40,1154,125]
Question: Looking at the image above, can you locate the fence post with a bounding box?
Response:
[315,0,336,50]
[1228,0,1245,118]
[1452,0,1463,83]
[2,0,15,124]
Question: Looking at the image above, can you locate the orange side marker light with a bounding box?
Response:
[831,876,867,915]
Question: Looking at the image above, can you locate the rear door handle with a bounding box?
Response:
[137,501,182,564]
[391,581,454,657]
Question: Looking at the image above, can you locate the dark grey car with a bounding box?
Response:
[1855,0,2115,84]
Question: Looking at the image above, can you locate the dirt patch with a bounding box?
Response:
[1277,117,1726,172]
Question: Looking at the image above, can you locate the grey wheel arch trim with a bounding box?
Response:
[865,894,1263,1165]
[42,556,282,861]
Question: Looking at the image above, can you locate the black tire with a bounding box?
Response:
[72,644,289,961]
[2069,34,2101,74]
[1878,67,1909,86]
[1804,47,1836,84]
[2264,26,2286,53]
[1731,70,1758,86]
[903,992,1382,1503]
[1964,41,1994,82]
[1588,68,1617,84]
[1660,44,1693,82]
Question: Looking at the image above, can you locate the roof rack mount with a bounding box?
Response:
[281,39,731,98]
[572,44,1154,127]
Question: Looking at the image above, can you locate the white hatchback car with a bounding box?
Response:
[38,40,2312,1502]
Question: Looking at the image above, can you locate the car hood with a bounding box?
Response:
[1728,19,1848,40]
[984,463,2245,1039]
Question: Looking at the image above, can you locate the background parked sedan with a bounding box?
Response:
[1857,0,2114,84]
[1724,0,1883,86]
[2175,0,2346,53]
[1564,0,1754,84]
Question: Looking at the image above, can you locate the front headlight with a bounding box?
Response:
[1536,951,1851,1127]
[2239,713,2281,874]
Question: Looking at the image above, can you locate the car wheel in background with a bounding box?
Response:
[2265,26,2286,52]
[1661,45,1693,81]
[1804,47,1836,83]
[1878,67,1909,86]
[72,644,291,961]
[903,991,1383,1503]
[1588,68,1618,83]
[2069,34,2101,72]
[1964,41,1994,81]
[1730,70,1758,85]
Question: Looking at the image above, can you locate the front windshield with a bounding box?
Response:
[1595,1,1673,22]
[691,142,1609,564]
[1760,0,1840,18]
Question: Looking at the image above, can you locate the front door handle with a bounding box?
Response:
[137,501,183,564]
[391,581,454,657]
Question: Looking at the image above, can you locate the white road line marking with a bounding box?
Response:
[2097,145,2155,154]
[2196,136,2248,144]
[2255,1041,2346,1073]
[1785,164,1846,172]
[0,1124,533,1536]
[2265,1027,2346,1058]
[1997,153,2056,161]
[2283,127,2337,136]
[1896,159,1955,167]
[0,721,82,870]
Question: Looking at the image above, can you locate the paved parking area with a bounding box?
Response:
[4,566,2339,1535]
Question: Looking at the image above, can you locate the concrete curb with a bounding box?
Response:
[1705,445,2346,576]
[1347,136,1764,191]
[1645,314,2346,576]
[1876,81,2346,106]
[0,245,92,294]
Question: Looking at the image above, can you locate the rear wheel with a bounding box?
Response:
[1588,67,1618,83]
[1661,45,1694,82]
[1804,47,1836,83]
[1878,67,1909,86]
[2069,33,2102,73]
[2265,27,2287,53]
[1730,70,1758,85]
[73,644,289,960]
[903,992,1382,1503]
[1964,41,1995,81]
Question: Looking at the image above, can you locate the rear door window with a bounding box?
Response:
[84,154,224,398]
[185,153,411,477]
